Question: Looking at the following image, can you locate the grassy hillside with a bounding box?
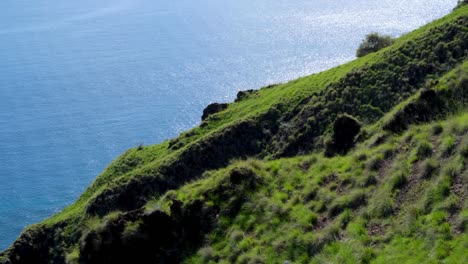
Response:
[1,4,468,264]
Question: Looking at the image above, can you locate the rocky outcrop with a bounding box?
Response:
[201,103,229,121]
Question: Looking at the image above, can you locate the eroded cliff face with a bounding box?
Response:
[79,167,260,264]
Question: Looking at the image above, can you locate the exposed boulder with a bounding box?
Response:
[235,89,256,102]
[202,103,229,121]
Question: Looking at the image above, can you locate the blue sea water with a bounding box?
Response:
[0,0,457,250]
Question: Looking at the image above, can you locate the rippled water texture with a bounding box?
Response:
[0,0,457,249]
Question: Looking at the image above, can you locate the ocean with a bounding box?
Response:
[0,0,457,250]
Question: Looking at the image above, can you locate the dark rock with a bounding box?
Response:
[202,103,228,121]
[235,89,256,102]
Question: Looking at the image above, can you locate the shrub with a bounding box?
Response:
[454,210,468,232]
[381,145,395,159]
[431,124,444,135]
[354,152,368,162]
[460,144,468,158]
[356,33,395,57]
[121,221,141,242]
[367,195,394,218]
[355,171,377,187]
[415,141,433,160]
[325,114,361,156]
[455,0,468,9]
[366,154,384,171]
[237,253,265,264]
[390,172,407,191]
[328,190,367,217]
[420,159,438,179]
[423,176,451,212]
[199,246,216,262]
[442,159,463,178]
[434,195,459,213]
[441,135,456,155]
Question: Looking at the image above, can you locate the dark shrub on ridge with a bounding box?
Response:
[356,33,395,57]
[202,103,229,121]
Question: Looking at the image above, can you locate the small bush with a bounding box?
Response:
[338,209,353,228]
[454,210,468,232]
[381,145,395,159]
[355,171,377,187]
[366,154,384,171]
[328,190,367,217]
[441,135,456,155]
[229,229,244,242]
[121,221,141,241]
[434,194,459,213]
[423,176,451,212]
[356,33,395,57]
[390,172,407,191]
[303,185,319,202]
[325,114,361,157]
[367,196,394,218]
[420,159,438,179]
[415,141,433,160]
[237,254,265,264]
[460,144,468,158]
[431,124,444,135]
[354,153,368,162]
[199,246,216,262]
[369,133,388,147]
[65,248,80,264]
[442,159,463,178]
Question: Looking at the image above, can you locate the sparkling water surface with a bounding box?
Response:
[0,0,457,249]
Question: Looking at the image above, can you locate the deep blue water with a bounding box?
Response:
[0,0,457,250]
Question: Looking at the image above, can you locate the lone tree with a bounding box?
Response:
[356,32,395,57]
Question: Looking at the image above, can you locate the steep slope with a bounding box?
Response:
[60,60,468,264]
[1,5,468,264]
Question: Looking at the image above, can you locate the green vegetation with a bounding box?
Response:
[456,0,468,9]
[356,33,395,57]
[1,4,468,264]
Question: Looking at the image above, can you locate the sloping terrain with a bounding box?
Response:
[1,4,468,264]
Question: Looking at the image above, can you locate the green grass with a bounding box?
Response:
[2,5,468,264]
[48,5,466,220]
[176,112,468,264]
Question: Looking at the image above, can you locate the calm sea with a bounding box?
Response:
[0,0,456,250]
